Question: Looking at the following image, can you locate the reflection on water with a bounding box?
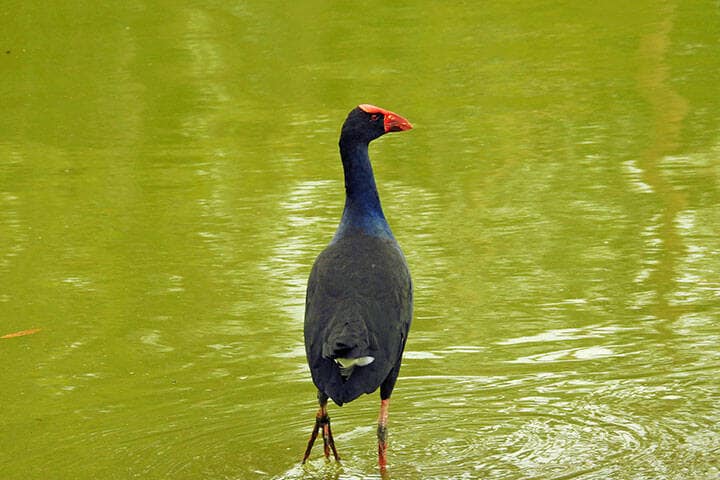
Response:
[2,1,720,479]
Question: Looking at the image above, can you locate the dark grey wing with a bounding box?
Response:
[304,235,412,405]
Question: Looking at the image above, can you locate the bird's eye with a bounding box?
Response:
[370,114,380,121]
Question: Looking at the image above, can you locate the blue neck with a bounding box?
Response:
[333,140,393,240]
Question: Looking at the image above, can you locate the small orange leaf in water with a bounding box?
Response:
[1,328,42,339]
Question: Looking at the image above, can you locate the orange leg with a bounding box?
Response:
[377,398,390,470]
[302,393,340,464]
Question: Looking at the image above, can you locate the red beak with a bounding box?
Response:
[359,104,413,133]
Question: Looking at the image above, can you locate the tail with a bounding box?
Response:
[321,309,374,379]
[336,356,375,378]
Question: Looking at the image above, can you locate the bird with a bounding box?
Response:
[302,104,414,471]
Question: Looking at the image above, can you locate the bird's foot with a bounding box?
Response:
[302,410,340,464]
[320,413,340,461]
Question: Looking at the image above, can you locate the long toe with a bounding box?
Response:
[302,416,322,463]
[321,414,341,462]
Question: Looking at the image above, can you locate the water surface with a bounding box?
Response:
[2,2,719,479]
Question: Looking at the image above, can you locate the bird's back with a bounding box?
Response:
[304,233,412,405]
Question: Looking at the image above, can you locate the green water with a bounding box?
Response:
[2,2,719,479]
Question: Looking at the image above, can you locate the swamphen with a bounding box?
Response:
[302,104,414,470]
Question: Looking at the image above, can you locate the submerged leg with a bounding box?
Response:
[302,391,340,464]
[377,398,390,470]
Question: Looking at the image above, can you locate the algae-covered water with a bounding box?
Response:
[2,2,719,479]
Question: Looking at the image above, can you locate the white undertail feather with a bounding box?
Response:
[336,356,375,378]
